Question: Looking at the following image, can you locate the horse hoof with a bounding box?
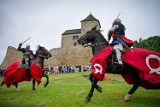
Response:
[96,86,102,93]
[84,97,91,103]
[44,83,48,88]
[16,88,21,92]
[124,94,132,102]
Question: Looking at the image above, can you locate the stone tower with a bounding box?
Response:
[45,13,101,66]
[81,14,101,35]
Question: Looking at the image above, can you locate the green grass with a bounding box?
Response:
[0,72,160,107]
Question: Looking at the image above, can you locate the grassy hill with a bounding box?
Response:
[0,72,160,107]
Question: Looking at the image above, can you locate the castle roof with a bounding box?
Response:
[81,14,101,28]
[62,29,81,35]
[81,13,99,22]
[62,14,101,35]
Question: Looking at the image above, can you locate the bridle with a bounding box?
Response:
[82,30,108,47]
[83,41,108,47]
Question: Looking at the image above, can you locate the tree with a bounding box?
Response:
[134,35,160,52]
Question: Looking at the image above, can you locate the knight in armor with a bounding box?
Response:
[18,43,34,76]
[107,18,134,65]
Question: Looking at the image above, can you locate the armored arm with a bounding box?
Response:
[17,43,25,52]
[17,43,22,51]
[107,25,119,41]
[107,30,112,41]
[30,50,35,59]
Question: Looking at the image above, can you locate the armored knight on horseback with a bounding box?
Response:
[107,17,134,65]
[17,40,34,76]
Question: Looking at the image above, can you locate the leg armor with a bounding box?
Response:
[113,43,123,65]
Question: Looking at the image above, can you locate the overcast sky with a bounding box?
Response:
[0,0,160,64]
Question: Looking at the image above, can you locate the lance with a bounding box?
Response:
[21,37,31,45]
[116,12,121,19]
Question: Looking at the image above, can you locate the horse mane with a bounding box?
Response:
[95,30,108,44]
[35,45,44,57]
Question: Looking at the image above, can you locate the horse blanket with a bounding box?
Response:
[3,61,42,87]
[91,46,160,89]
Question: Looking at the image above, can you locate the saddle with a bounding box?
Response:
[18,62,27,68]
[107,52,126,74]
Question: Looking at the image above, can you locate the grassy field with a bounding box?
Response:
[0,72,160,107]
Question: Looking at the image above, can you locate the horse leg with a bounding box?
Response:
[32,79,36,90]
[85,75,99,103]
[124,71,140,102]
[0,82,4,89]
[43,73,49,88]
[88,74,102,93]
[15,83,21,91]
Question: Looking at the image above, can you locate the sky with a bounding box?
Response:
[0,0,160,64]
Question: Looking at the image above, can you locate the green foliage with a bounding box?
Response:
[0,72,160,107]
[134,35,160,52]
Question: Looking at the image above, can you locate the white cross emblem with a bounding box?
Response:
[93,63,103,74]
[146,55,160,74]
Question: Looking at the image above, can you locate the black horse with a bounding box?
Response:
[0,45,52,91]
[77,26,141,102]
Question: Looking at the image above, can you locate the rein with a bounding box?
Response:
[83,41,108,47]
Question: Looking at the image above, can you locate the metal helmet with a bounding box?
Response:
[26,44,30,50]
[113,18,121,24]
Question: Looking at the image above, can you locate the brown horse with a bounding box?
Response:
[0,45,52,91]
[77,26,160,102]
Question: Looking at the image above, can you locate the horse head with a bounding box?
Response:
[77,26,97,46]
[77,26,109,55]
[35,45,52,59]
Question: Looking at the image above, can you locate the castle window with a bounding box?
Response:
[76,35,79,39]
[73,35,79,40]
[92,21,94,27]
[74,42,77,46]
[73,36,76,40]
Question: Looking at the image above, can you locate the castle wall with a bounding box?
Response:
[44,46,92,67]
[61,33,80,48]
[0,46,22,68]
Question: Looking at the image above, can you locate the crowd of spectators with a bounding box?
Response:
[45,64,91,74]
[0,64,92,77]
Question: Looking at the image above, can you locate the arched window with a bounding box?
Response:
[73,36,76,40]
[92,21,94,27]
[74,42,77,46]
[76,35,79,39]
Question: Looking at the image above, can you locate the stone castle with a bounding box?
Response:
[1,14,101,68]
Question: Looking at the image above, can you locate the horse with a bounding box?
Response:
[0,45,52,91]
[77,26,160,102]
